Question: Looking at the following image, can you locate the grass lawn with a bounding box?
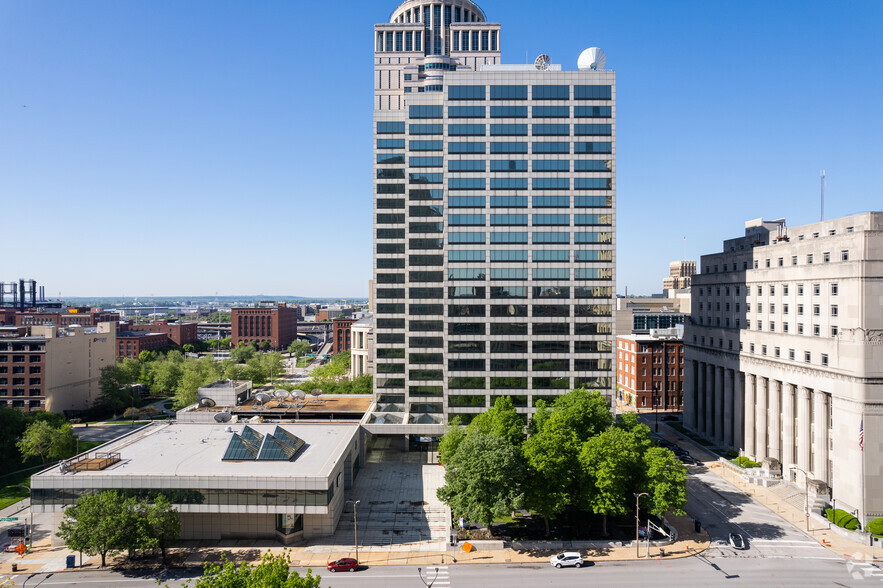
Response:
[0,470,33,511]
[296,357,311,368]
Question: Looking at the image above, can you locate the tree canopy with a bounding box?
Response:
[16,421,78,465]
[437,432,525,527]
[184,551,320,588]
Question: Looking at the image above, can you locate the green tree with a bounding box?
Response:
[182,344,194,353]
[57,491,131,567]
[528,398,551,436]
[174,356,223,408]
[260,341,271,352]
[550,388,613,443]
[578,427,642,535]
[17,420,78,465]
[96,364,136,412]
[149,358,184,396]
[185,551,320,588]
[467,396,525,447]
[140,494,181,564]
[641,447,687,517]
[230,345,256,364]
[522,411,579,536]
[438,416,466,465]
[287,340,311,359]
[437,433,524,527]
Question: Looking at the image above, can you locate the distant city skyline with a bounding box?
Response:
[2,0,881,297]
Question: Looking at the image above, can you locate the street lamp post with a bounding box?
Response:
[10,484,34,548]
[418,567,439,588]
[635,492,649,557]
[789,465,811,531]
[346,499,360,564]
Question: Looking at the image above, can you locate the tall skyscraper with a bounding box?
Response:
[371,0,616,433]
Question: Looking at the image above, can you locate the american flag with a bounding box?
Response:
[859,418,864,451]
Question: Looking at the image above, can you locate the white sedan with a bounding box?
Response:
[550,552,584,568]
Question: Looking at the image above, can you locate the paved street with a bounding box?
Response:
[4,557,872,588]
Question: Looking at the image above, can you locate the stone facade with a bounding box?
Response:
[684,212,883,524]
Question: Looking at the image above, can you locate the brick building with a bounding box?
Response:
[231,303,298,350]
[616,327,684,410]
[3,307,120,328]
[0,323,116,412]
[117,331,170,359]
[332,317,355,355]
[119,320,198,347]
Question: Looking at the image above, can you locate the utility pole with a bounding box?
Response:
[635,492,649,557]
[346,499,360,564]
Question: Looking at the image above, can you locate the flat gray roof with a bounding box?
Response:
[33,422,359,483]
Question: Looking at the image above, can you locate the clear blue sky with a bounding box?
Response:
[2,1,881,297]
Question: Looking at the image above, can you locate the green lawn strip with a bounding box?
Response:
[0,470,32,511]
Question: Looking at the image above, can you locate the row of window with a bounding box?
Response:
[446,250,611,262]
[448,85,612,101]
[746,344,832,367]
[446,178,612,190]
[375,231,612,245]
[377,359,614,374]
[702,249,851,274]
[401,159,611,172]
[379,140,614,154]
[377,340,612,356]
[377,268,613,281]
[408,105,611,119]
[375,286,612,301]
[404,123,612,136]
[374,325,613,346]
[699,282,840,298]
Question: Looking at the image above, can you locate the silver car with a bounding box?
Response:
[550,552,584,568]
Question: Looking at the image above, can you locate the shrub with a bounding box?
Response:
[825,508,860,531]
[734,456,761,468]
[865,517,883,536]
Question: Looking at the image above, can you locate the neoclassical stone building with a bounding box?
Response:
[684,212,883,524]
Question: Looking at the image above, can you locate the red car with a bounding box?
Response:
[327,558,358,572]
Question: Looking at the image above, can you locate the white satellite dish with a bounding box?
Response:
[273,390,288,400]
[534,53,551,70]
[254,393,272,405]
[311,388,323,398]
[293,390,306,400]
[214,411,232,423]
[199,397,216,408]
[577,47,606,71]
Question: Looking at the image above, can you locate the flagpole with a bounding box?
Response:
[860,416,866,531]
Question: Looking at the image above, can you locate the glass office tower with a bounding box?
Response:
[371,0,616,434]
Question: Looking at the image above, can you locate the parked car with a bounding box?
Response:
[550,552,584,568]
[662,415,679,422]
[729,533,747,550]
[679,455,697,465]
[327,558,358,572]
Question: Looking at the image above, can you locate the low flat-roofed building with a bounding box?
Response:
[31,421,364,545]
[197,379,252,407]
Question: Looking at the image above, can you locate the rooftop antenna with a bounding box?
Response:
[820,169,826,221]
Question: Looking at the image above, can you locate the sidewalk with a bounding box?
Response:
[652,418,879,563]
[711,463,880,562]
[0,514,710,575]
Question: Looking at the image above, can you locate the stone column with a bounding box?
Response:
[769,380,781,461]
[733,371,744,451]
[813,391,829,482]
[705,363,715,438]
[723,368,734,448]
[744,373,756,458]
[697,362,706,434]
[683,359,696,429]
[755,377,768,461]
[714,366,725,444]
[782,383,796,468]
[797,386,812,476]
